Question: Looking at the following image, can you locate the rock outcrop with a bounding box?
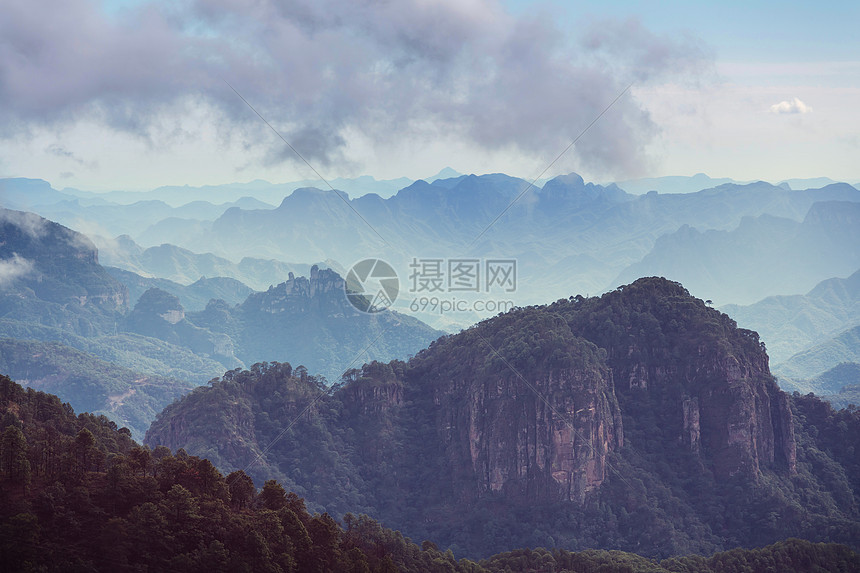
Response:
[560,277,797,479]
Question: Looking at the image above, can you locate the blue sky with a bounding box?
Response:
[506,0,860,62]
[0,0,857,190]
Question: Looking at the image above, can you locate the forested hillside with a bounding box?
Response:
[147,278,860,557]
[3,376,858,572]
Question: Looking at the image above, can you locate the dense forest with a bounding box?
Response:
[146,278,860,558]
[3,375,859,572]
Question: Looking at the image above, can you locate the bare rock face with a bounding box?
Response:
[451,367,621,503]
[695,352,797,478]
[682,396,701,453]
[405,313,623,506]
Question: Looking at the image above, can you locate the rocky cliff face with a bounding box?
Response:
[404,318,623,505]
[449,367,620,503]
[558,278,797,480]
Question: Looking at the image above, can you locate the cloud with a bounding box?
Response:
[0,254,34,287]
[46,143,99,170]
[0,209,49,238]
[0,0,712,177]
[769,97,813,114]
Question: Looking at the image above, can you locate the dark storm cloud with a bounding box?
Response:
[0,0,710,175]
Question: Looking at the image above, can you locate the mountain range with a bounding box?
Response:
[722,270,860,396]
[615,201,860,305]
[6,174,859,316]
[2,170,860,564]
[0,208,441,436]
[96,234,326,291]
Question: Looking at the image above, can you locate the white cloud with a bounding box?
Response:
[0,254,34,287]
[769,97,813,114]
[0,0,711,183]
[0,209,49,238]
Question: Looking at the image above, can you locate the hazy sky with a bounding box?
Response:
[0,0,857,191]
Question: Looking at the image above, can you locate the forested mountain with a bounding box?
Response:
[3,376,859,572]
[146,278,860,558]
[0,338,193,440]
[0,208,230,428]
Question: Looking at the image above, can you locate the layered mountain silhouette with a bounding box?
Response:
[98,234,323,291]
[722,269,860,396]
[615,200,860,305]
[9,175,859,314]
[0,208,441,434]
[722,269,860,364]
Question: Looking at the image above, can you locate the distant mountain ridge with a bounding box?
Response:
[185,265,443,381]
[614,199,860,305]
[6,174,860,313]
[106,266,254,311]
[775,325,860,389]
[155,177,860,307]
[722,269,860,364]
[97,234,324,291]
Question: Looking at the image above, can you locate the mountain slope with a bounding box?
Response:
[0,338,193,439]
[98,234,320,291]
[4,376,856,572]
[106,266,254,310]
[0,207,129,336]
[775,325,860,387]
[146,278,860,558]
[187,266,443,381]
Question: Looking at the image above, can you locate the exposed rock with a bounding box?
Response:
[682,396,701,453]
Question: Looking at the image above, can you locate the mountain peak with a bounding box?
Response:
[425,166,462,182]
